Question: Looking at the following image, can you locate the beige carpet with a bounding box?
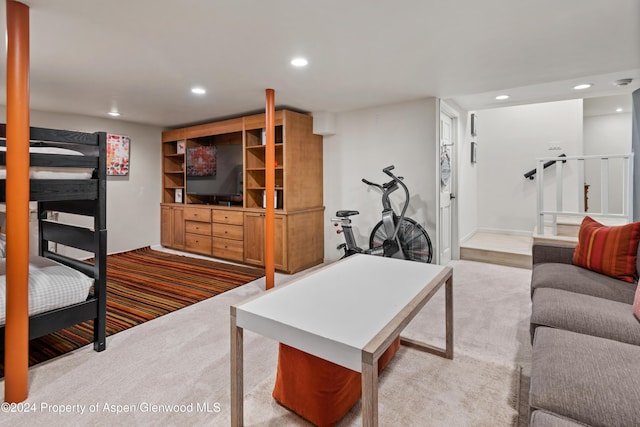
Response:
[246,351,521,426]
[0,259,532,426]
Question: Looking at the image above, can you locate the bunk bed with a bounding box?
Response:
[0,124,107,353]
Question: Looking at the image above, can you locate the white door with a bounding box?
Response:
[439,113,454,264]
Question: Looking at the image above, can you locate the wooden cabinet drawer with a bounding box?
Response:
[212,210,243,225]
[185,221,211,236]
[185,234,212,255]
[212,238,244,261]
[184,207,211,222]
[212,224,243,241]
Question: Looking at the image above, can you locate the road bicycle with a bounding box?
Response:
[332,165,433,263]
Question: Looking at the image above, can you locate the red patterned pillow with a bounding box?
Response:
[573,216,640,283]
[634,284,640,321]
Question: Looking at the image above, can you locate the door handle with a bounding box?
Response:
[450,194,456,200]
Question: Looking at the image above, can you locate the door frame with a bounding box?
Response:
[435,99,460,264]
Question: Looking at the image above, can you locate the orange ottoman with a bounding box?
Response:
[272,336,401,426]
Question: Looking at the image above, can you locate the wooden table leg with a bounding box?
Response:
[230,310,244,427]
[361,356,378,427]
[445,275,454,360]
[399,272,454,360]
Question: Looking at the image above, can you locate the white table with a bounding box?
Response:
[230,254,453,427]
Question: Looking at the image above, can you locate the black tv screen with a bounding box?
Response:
[186,144,243,197]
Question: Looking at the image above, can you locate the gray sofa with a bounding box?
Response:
[529,243,640,427]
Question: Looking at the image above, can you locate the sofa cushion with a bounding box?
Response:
[532,243,575,266]
[531,263,636,304]
[531,288,640,345]
[573,216,640,283]
[530,327,640,427]
[530,410,588,427]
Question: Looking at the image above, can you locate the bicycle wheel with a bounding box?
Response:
[369,217,433,263]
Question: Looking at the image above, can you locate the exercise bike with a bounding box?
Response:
[332,165,433,263]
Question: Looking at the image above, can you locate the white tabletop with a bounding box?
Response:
[235,255,447,371]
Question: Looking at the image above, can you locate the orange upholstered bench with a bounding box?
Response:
[272,336,401,426]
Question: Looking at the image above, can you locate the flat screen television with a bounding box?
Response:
[186,144,243,198]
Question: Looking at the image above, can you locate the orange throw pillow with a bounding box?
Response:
[573,216,640,283]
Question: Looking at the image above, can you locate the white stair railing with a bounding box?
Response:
[535,153,634,235]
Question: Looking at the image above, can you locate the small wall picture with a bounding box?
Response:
[175,188,183,203]
[176,140,185,154]
[470,113,478,137]
[107,133,130,176]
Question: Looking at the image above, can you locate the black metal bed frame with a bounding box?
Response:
[0,125,107,352]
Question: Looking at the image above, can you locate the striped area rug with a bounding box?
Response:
[0,246,264,377]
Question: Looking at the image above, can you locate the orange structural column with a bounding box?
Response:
[5,0,31,403]
[265,89,275,290]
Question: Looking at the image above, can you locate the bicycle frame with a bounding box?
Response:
[333,165,410,259]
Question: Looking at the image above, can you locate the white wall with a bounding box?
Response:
[583,113,632,214]
[3,100,439,264]
[322,98,438,262]
[476,99,583,234]
[0,107,162,255]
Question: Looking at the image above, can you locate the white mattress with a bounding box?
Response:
[0,255,94,326]
[0,145,93,179]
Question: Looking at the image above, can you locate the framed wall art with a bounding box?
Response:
[470,113,478,137]
[186,145,217,177]
[107,133,130,176]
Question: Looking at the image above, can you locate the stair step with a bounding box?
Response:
[460,232,532,269]
[532,233,578,247]
[460,246,532,269]
[535,224,579,239]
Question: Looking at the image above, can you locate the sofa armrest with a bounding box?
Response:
[532,243,575,265]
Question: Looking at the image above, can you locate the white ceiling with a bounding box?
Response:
[1,0,639,128]
[583,95,633,117]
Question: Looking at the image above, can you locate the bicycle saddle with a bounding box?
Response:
[335,210,359,217]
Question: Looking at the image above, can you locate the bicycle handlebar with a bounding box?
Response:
[361,178,383,190]
[362,165,411,242]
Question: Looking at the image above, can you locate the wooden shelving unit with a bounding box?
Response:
[161,138,186,204]
[160,109,324,273]
[244,126,284,209]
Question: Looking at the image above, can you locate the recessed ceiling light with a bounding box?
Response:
[290,57,308,67]
[191,87,206,95]
[616,108,623,112]
[495,95,509,100]
[108,111,121,117]
[573,83,592,90]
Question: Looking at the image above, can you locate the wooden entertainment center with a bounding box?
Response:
[160,109,324,274]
